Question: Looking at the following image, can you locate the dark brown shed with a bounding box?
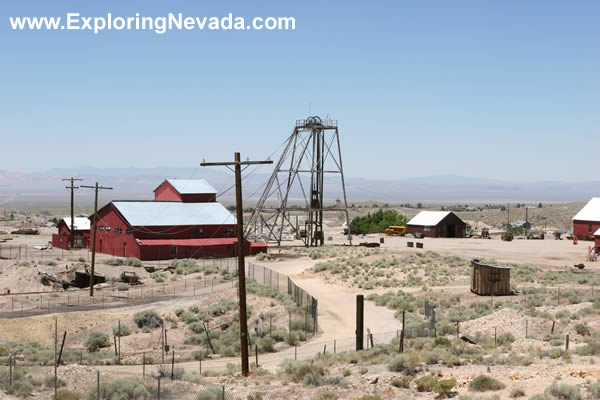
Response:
[470,259,512,295]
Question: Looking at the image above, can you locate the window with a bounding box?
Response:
[115,228,122,234]
[225,228,235,235]
[126,229,131,235]
[424,226,430,232]
[105,226,110,232]
[192,228,204,235]
[170,246,177,255]
[589,224,594,234]
[99,226,104,231]
[157,230,168,235]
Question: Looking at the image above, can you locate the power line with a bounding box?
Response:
[201,152,272,378]
[62,177,82,248]
[81,182,113,296]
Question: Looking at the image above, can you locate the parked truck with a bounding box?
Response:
[385,225,407,236]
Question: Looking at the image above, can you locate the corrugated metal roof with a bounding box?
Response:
[573,198,600,222]
[164,179,217,194]
[407,211,451,226]
[62,217,91,231]
[139,238,237,246]
[112,201,235,227]
[595,228,600,236]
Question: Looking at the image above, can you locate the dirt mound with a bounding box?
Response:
[460,308,552,340]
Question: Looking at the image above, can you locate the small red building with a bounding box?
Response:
[407,211,466,238]
[573,198,600,240]
[52,217,90,249]
[154,179,217,203]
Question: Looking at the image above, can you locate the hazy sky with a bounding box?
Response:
[1,1,598,182]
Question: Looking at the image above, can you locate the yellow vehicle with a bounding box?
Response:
[385,225,407,236]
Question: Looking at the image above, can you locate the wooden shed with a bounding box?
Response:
[470,259,512,295]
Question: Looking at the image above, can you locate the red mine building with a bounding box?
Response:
[87,178,266,260]
[573,198,600,241]
[52,217,91,249]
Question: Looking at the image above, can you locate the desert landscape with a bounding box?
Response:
[1,203,599,400]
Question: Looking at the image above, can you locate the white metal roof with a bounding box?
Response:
[407,211,451,226]
[572,198,600,222]
[163,179,217,194]
[62,217,91,231]
[112,201,235,227]
[594,228,600,236]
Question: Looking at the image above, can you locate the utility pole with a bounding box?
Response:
[507,203,510,232]
[63,178,82,248]
[201,152,272,377]
[81,182,113,296]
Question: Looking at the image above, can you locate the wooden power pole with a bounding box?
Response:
[81,182,112,296]
[201,152,272,376]
[62,178,82,248]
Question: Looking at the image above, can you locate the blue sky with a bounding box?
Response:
[1,1,598,181]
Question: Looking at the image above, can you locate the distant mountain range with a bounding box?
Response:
[0,168,598,206]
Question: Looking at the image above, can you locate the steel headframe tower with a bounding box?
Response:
[247,116,351,247]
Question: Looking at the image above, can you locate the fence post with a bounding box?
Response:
[494,327,497,346]
[96,371,100,400]
[255,344,259,367]
[334,339,336,354]
[171,350,175,379]
[525,320,528,339]
[356,295,364,351]
[400,310,405,353]
[222,386,225,400]
[199,359,202,376]
[295,345,297,360]
[157,377,161,400]
[565,334,569,350]
[456,321,459,339]
[9,354,12,386]
[143,352,145,378]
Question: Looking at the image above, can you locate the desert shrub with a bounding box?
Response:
[134,310,163,329]
[150,272,166,282]
[196,386,233,400]
[575,323,590,336]
[576,336,600,356]
[172,259,200,275]
[355,397,382,400]
[280,360,324,385]
[125,257,143,267]
[543,382,581,400]
[188,321,205,334]
[415,375,438,392]
[257,337,276,353]
[589,381,600,399]
[390,376,412,388]
[255,252,268,261]
[0,367,40,397]
[433,378,457,398]
[57,389,82,400]
[510,387,526,397]
[117,283,129,291]
[85,332,110,352]
[112,325,131,338]
[106,258,124,266]
[86,378,150,400]
[469,375,505,392]
[497,332,516,346]
[388,355,407,372]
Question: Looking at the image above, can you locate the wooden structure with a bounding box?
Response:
[407,211,467,238]
[470,259,511,295]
